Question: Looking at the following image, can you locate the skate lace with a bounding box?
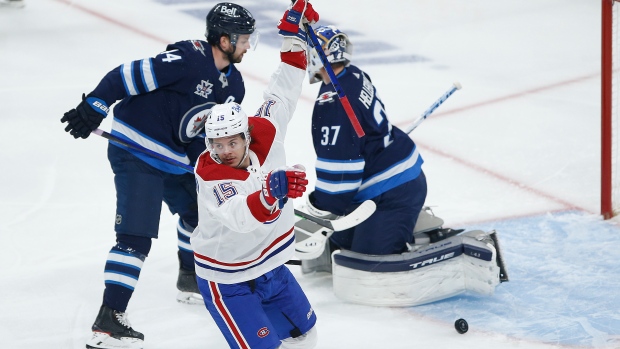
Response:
[114,312,132,329]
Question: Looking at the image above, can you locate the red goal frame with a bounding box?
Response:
[601,0,618,219]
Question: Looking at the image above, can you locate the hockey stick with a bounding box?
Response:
[403,82,462,134]
[294,199,376,232]
[91,129,194,174]
[93,128,376,231]
[294,200,376,260]
[93,128,376,259]
[304,23,365,137]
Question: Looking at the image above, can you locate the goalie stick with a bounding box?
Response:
[295,199,376,232]
[294,200,376,260]
[403,82,462,134]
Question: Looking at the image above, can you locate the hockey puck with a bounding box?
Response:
[454,318,468,334]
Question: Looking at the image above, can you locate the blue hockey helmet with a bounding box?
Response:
[205,3,259,51]
[307,25,353,84]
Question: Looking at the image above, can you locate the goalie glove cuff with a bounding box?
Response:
[306,192,333,218]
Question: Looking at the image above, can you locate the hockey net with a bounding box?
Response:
[602,0,620,219]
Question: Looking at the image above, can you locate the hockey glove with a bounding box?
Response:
[278,0,319,67]
[277,0,319,40]
[260,165,308,211]
[306,191,335,218]
[61,94,109,139]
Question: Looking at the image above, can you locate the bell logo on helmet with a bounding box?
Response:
[219,5,238,17]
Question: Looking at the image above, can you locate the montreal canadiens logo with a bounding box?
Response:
[257,327,270,338]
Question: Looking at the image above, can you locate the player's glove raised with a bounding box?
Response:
[277,0,319,41]
[260,164,308,211]
[277,0,320,68]
[61,94,109,139]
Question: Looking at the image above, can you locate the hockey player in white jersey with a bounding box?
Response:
[191,1,319,348]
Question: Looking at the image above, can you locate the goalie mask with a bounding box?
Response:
[307,25,353,84]
[205,102,251,167]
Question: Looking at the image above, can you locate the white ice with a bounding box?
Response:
[1,0,619,348]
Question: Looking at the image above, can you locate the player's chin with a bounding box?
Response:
[222,158,237,166]
[233,53,246,64]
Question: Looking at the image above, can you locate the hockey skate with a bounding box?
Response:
[176,265,204,305]
[85,305,144,349]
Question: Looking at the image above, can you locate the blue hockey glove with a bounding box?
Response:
[260,165,309,210]
[61,93,109,139]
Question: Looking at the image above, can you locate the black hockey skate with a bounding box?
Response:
[85,304,144,349]
[176,255,204,305]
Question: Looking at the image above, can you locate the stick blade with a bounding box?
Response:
[330,200,377,231]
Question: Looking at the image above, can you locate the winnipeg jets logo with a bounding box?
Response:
[219,72,228,88]
[317,91,337,105]
[195,80,213,99]
[191,40,206,56]
[179,102,216,142]
[187,113,207,138]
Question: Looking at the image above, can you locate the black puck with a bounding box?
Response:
[454,318,468,334]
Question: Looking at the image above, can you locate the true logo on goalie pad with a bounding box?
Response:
[409,252,455,269]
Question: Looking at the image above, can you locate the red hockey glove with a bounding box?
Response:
[260,165,308,209]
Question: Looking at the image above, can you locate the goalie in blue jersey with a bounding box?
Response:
[305,25,427,256]
[60,3,258,349]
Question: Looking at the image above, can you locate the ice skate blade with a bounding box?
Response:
[176,291,204,305]
[85,331,143,349]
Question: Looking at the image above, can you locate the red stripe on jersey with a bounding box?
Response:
[247,191,281,223]
[194,227,294,267]
[281,51,307,70]
[209,282,250,349]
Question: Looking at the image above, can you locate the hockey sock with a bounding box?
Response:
[177,219,195,271]
[102,235,151,312]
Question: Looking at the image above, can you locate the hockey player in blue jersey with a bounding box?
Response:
[60,3,257,349]
[305,25,427,256]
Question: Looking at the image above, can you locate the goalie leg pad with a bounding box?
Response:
[331,231,503,307]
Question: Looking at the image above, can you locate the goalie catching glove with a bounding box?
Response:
[260,164,309,212]
[277,0,319,69]
[60,93,109,139]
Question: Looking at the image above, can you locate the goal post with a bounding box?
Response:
[601,0,619,219]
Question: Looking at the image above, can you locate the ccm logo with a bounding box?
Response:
[257,327,270,338]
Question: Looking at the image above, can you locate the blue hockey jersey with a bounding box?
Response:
[89,40,245,174]
[311,65,423,215]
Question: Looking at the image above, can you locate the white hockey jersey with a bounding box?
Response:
[191,62,305,284]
